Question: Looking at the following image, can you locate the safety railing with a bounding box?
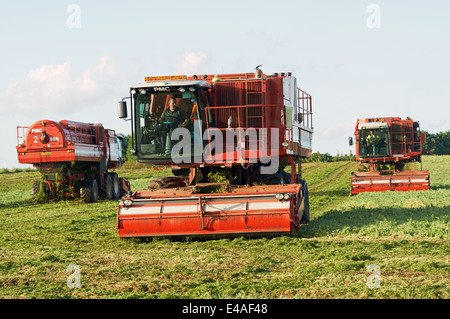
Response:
[205,103,285,129]
[17,126,29,146]
[203,103,286,160]
[390,123,420,156]
[297,88,313,130]
[63,121,99,145]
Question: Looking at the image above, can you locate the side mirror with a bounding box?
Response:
[118,101,127,119]
[348,137,353,146]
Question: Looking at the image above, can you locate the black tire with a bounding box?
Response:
[80,179,99,203]
[300,180,310,224]
[31,180,40,204]
[104,173,113,200]
[112,173,120,199]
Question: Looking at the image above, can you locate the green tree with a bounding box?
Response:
[435,131,450,154]
[118,134,136,162]
[422,130,450,155]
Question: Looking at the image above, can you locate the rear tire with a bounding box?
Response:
[80,179,99,203]
[112,173,121,199]
[104,173,113,200]
[300,180,310,224]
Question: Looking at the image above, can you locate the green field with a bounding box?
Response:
[0,156,448,299]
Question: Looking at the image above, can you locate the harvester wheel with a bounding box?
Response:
[112,173,120,199]
[300,180,310,224]
[31,180,40,204]
[80,179,99,203]
[104,173,113,200]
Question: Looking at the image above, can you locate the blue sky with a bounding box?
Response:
[1,0,449,168]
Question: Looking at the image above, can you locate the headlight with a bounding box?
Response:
[281,141,289,147]
[283,193,290,200]
[123,199,133,207]
[275,193,284,200]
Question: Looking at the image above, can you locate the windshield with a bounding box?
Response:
[134,90,202,162]
[359,128,390,157]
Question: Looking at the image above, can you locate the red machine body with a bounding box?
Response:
[350,117,430,194]
[17,120,120,165]
[116,70,313,238]
[17,119,130,203]
[191,72,313,163]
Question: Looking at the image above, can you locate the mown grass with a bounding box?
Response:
[0,156,448,299]
[298,156,449,241]
[300,161,356,216]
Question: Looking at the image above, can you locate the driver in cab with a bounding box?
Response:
[160,96,189,129]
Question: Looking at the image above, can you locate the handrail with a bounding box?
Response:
[17,126,29,146]
[297,88,313,130]
[204,103,283,110]
[64,122,98,144]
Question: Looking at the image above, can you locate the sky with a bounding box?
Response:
[1,0,449,168]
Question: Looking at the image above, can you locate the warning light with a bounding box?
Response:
[144,75,187,81]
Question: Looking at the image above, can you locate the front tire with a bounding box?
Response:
[80,179,99,203]
[31,180,40,204]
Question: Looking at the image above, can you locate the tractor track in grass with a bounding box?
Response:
[308,162,355,192]
[300,161,356,217]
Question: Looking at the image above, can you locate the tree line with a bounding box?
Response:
[422,130,450,155]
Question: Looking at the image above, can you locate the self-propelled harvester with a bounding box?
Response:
[117,69,313,238]
[17,120,130,203]
[350,117,430,194]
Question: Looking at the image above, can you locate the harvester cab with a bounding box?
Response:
[356,122,390,158]
[350,117,430,194]
[116,71,314,239]
[118,75,211,165]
